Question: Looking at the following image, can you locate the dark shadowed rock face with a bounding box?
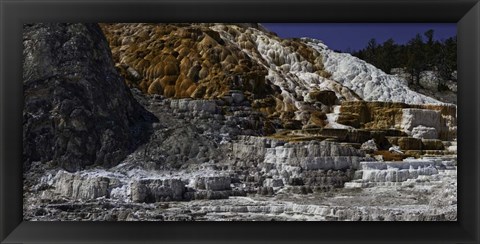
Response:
[23,23,155,172]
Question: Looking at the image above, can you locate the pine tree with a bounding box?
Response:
[378,38,396,73]
[423,29,435,70]
[365,38,378,63]
[424,29,434,45]
[350,31,456,89]
[405,34,425,85]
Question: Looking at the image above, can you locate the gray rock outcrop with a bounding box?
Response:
[52,170,110,200]
[170,99,219,114]
[23,23,154,171]
[130,179,185,203]
[22,23,458,222]
[194,176,231,191]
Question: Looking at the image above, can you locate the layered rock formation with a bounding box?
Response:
[99,23,456,143]
[344,158,454,188]
[262,140,366,170]
[23,23,457,222]
[101,23,447,131]
[101,23,325,129]
[25,155,456,221]
[332,101,456,154]
[336,101,456,138]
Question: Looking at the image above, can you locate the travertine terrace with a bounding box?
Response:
[23,23,457,221]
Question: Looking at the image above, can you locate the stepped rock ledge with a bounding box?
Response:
[23,23,456,221]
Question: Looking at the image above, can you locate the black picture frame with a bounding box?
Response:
[1,0,479,243]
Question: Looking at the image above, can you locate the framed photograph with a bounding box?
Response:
[1,0,479,243]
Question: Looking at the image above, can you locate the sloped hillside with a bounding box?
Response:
[101,23,443,105]
[100,23,445,130]
[24,23,456,222]
[101,23,334,128]
[304,38,442,104]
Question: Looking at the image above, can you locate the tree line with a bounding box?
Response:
[348,30,457,88]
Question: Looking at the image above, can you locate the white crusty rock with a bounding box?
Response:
[264,140,367,170]
[352,159,441,184]
[52,170,110,200]
[401,108,442,138]
[388,146,403,154]
[207,24,443,128]
[360,139,378,153]
[411,125,438,139]
[359,159,441,170]
[360,166,438,183]
[304,38,442,105]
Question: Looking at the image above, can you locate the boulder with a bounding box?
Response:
[194,176,231,191]
[52,170,110,200]
[130,178,185,203]
[361,139,378,153]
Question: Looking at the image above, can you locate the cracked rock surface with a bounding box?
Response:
[23,23,457,221]
[23,23,155,172]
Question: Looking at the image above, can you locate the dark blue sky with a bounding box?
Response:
[261,23,456,52]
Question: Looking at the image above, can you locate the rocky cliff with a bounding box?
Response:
[23,23,457,222]
[23,23,155,172]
